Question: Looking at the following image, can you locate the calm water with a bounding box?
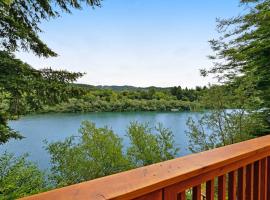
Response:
[0,112,204,170]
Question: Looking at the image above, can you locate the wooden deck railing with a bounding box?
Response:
[21,135,270,200]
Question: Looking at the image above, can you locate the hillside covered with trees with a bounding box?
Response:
[40,84,208,113]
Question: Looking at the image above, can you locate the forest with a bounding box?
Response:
[40,85,207,113]
[0,0,270,199]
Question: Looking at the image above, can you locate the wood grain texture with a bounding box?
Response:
[177,192,186,200]
[237,167,246,200]
[260,158,267,200]
[134,190,163,200]
[246,164,254,200]
[228,171,237,200]
[218,175,226,200]
[164,186,177,200]
[20,135,270,200]
[254,160,261,200]
[157,146,270,197]
[267,157,270,200]
[206,180,214,200]
[192,185,201,200]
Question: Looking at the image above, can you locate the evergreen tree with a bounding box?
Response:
[0,51,84,144]
[202,0,270,108]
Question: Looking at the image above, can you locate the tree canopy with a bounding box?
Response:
[0,51,84,144]
[202,0,270,108]
[47,121,179,187]
[187,0,270,153]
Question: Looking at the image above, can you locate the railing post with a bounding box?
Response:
[267,157,270,200]
[261,158,267,200]
[254,160,261,199]
[237,167,246,200]
[246,164,254,200]
[228,171,237,200]
[178,192,186,200]
[164,186,179,200]
[192,185,201,200]
[218,175,226,200]
[206,179,214,200]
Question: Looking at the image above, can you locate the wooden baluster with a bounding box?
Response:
[246,164,254,200]
[192,185,201,200]
[238,167,246,200]
[228,171,237,200]
[164,187,177,200]
[177,191,186,200]
[267,157,270,200]
[218,175,226,200]
[261,158,267,200]
[254,160,261,200]
[206,179,214,200]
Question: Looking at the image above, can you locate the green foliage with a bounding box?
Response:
[0,0,13,5]
[202,0,270,108]
[192,0,270,152]
[0,51,84,144]
[0,0,101,57]
[46,121,131,187]
[0,51,84,114]
[186,110,259,153]
[186,85,268,153]
[170,86,205,101]
[42,98,199,113]
[0,153,48,199]
[0,88,22,145]
[127,122,179,166]
[40,86,205,113]
[0,121,178,197]
[47,121,179,187]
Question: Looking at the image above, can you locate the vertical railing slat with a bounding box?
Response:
[261,158,267,200]
[254,160,261,200]
[246,164,254,200]
[192,185,201,200]
[228,171,237,200]
[178,191,186,200]
[267,157,270,200]
[237,167,246,200]
[218,175,226,200]
[206,179,214,200]
[164,187,177,200]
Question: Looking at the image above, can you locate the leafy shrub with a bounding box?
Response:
[47,121,179,187]
[0,153,48,199]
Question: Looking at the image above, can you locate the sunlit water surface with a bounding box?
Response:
[0,112,205,169]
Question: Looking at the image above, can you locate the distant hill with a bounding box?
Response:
[75,84,171,91]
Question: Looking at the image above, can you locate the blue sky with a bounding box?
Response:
[16,0,243,88]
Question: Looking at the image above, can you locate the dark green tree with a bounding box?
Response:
[0,51,84,144]
[202,0,270,108]
[0,88,22,144]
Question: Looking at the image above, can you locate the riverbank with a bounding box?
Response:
[38,98,203,114]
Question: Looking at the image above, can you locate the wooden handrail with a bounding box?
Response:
[21,135,270,200]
